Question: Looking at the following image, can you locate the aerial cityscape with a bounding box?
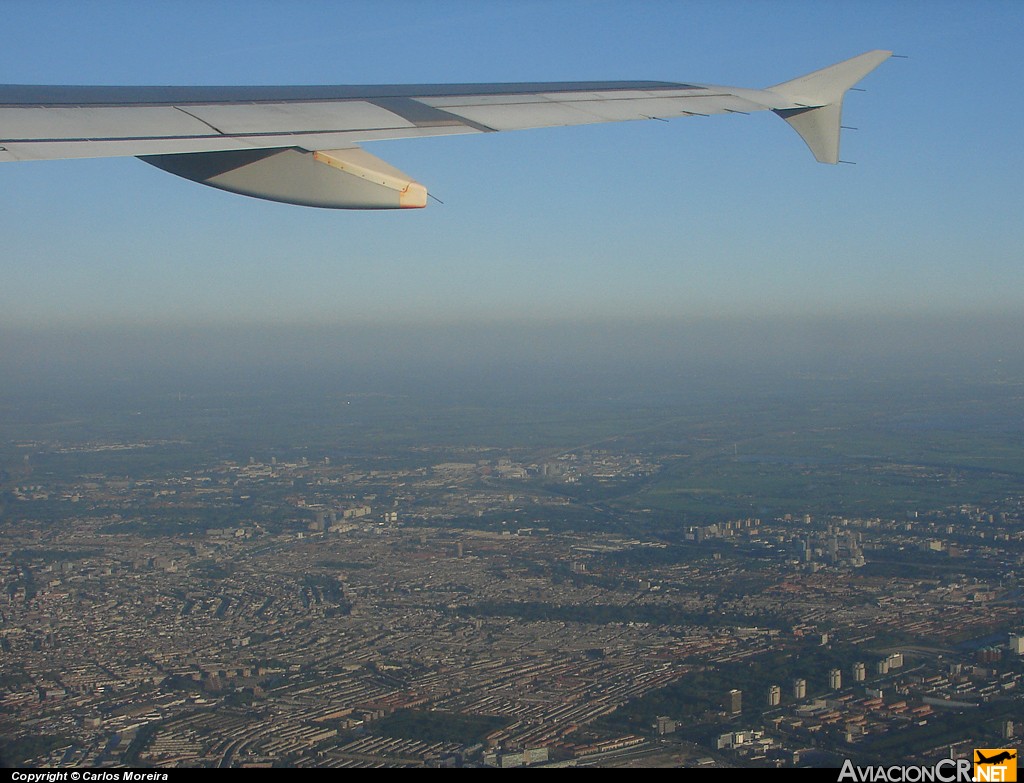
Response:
[2,319,1022,768]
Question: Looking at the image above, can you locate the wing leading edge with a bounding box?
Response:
[0,51,891,209]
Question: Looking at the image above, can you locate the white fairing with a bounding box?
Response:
[0,51,891,208]
[142,147,427,209]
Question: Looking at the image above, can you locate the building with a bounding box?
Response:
[727,689,742,714]
[793,678,806,700]
[1009,634,1024,655]
[829,669,842,690]
[484,748,549,768]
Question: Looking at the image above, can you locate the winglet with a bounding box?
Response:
[768,50,892,164]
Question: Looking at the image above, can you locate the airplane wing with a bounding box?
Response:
[0,50,891,209]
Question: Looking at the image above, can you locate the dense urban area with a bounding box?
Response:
[3,407,1022,768]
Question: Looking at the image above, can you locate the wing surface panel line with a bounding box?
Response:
[172,106,227,136]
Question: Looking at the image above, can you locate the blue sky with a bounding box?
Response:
[1,0,1022,328]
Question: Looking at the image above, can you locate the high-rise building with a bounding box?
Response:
[829,668,842,690]
[727,689,742,714]
[1009,634,1024,655]
[793,678,807,700]
[768,685,781,706]
[853,662,866,682]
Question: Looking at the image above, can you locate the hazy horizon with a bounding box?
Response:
[4,312,1022,400]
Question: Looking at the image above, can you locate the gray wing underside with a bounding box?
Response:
[0,51,891,209]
